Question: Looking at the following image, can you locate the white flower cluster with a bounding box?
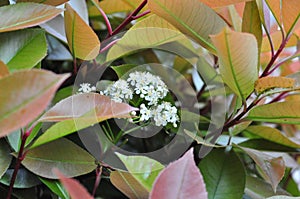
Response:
[102,80,133,103]
[78,83,96,93]
[127,71,169,105]
[140,101,179,127]
[101,71,179,128]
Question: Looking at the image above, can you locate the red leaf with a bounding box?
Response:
[149,148,208,199]
[54,169,93,199]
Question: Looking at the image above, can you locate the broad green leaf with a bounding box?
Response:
[55,170,93,199]
[267,196,299,199]
[247,101,300,124]
[32,94,137,148]
[17,0,68,6]
[149,0,227,53]
[112,64,137,78]
[0,29,47,71]
[0,168,40,188]
[198,148,245,199]
[242,1,262,54]
[244,125,300,148]
[116,153,164,191]
[150,149,208,199]
[110,171,149,199]
[22,138,96,179]
[0,60,9,77]
[132,14,177,30]
[229,121,252,136]
[0,139,12,179]
[184,130,224,148]
[40,178,69,199]
[211,27,258,101]
[239,139,297,152]
[255,76,296,94]
[64,3,100,60]
[199,0,252,8]
[0,70,70,137]
[52,86,73,104]
[245,175,290,199]
[238,146,285,192]
[107,28,186,61]
[0,3,62,33]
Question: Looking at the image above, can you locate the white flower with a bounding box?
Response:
[103,80,133,102]
[139,104,152,121]
[127,71,169,105]
[152,101,179,127]
[78,83,96,93]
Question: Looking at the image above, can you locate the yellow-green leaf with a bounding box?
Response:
[106,27,187,61]
[0,70,70,137]
[17,0,68,6]
[64,3,100,60]
[242,1,262,54]
[244,125,300,148]
[149,0,227,53]
[247,101,300,124]
[0,3,62,33]
[111,171,149,199]
[255,76,296,94]
[0,60,9,78]
[211,27,258,101]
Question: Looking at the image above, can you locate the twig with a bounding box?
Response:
[6,128,32,199]
[92,166,102,197]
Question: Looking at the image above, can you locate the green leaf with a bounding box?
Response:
[244,125,300,148]
[0,29,47,71]
[107,27,187,62]
[242,1,262,55]
[32,93,137,148]
[112,64,137,78]
[237,146,285,192]
[0,139,12,179]
[198,148,245,199]
[239,139,297,152]
[0,69,70,137]
[64,3,100,60]
[110,170,149,199]
[247,101,300,124]
[0,3,62,33]
[22,138,96,179]
[149,0,227,53]
[52,86,73,104]
[245,175,290,199]
[211,27,258,101]
[39,178,69,199]
[267,196,299,199]
[0,168,40,188]
[116,153,164,192]
[254,76,296,95]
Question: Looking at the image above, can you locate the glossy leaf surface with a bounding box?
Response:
[0,3,62,33]
[0,70,69,137]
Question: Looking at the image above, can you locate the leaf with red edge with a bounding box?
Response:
[149,149,208,199]
[199,0,252,8]
[31,94,138,148]
[17,0,68,6]
[64,3,100,60]
[237,146,285,192]
[0,69,70,137]
[54,169,93,199]
[0,3,62,33]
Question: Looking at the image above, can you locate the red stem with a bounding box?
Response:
[106,0,148,39]
[6,129,31,199]
[92,166,102,197]
[95,4,113,36]
[131,10,151,20]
